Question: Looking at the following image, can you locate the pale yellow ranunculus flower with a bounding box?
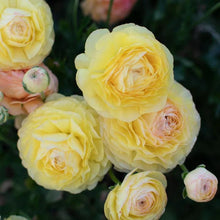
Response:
[18,96,111,193]
[101,81,201,172]
[6,215,28,220]
[104,170,167,220]
[0,0,54,70]
[75,23,174,122]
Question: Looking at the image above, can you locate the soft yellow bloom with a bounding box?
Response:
[18,96,111,193]
[75,23,174,122]
[104,170,167,220]
[0,0,54,70]
[184,167,218,202]
[101,81,200,172]
[6,216,28,220]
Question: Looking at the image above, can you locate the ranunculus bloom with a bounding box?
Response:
[184,167,218,202]
[75,24,174,122]
[101,82,201,172]
[104,170,167,220]
[81,0,137,24]
[6,216,28,220]
[18,96,111,193]
[0,64,58,115]
[0,0,54,70]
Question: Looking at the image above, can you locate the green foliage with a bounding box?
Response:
[1,0,220,219]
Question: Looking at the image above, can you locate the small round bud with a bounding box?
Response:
[184,167,218,202]
[22,66,50,94]
[0,106,9,125]
[0,91,4,102]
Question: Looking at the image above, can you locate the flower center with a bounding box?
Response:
[130,192,155,216]
[151,100,182,141]
[0,8,34,47]
[49,150,66,172]
[105,47,159,95]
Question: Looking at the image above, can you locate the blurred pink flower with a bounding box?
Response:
[81,0,137,24]
[0,64,58,116]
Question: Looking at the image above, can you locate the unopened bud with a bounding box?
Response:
[22,66,50,94]
[184,167,218,202]
[0,106,9,125]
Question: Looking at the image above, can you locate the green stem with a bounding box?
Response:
[73,0,79,30]
[193,2,220,27]
[109,169,120,185]
[107,0,114,27]
[40,92,46,101]
[179,164,189,173]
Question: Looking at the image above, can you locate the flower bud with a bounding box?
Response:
[22,66,50,94]
[0,91,4,102]
[184,167,218,202]
[0,105,9,125]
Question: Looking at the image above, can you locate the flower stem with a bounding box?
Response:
[107,0,114,27]
[179,164,189,173]
[108,168,120,185]
[193,2,220,27]
[40,92,46,101]
[73,0,79,31]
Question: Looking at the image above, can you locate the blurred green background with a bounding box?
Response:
[0,0,220,219]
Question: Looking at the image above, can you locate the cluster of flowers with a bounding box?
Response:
[0,1,218,220]
[0,0,58,125]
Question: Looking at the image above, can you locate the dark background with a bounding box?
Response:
[0,0,220,219]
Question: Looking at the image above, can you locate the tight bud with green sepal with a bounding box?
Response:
[23,66,50,94]
[0,106,8,125]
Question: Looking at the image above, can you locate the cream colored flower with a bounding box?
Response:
[18,96,111,193]
[101,81,200,172]
[104,170,167,220]
[0,0,54,70]
[184,167,218,202]
[75,23,173,122]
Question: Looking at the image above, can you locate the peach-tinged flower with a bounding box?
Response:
[75,24,174,122]
[0,0,54,70]
[184,167,218,202]
[0,64,58,116]
[104,170,167,220]
[81,0,137,24]
[101,81,200,172]
[18,96,111,193]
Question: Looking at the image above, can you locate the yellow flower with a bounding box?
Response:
[104,170,167,220]
[101,81,201,172]
[184,167,218,202]
[75,23,173,122]
[0,0,54,70]
[18,96,111,193]
[6,216,28,220]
